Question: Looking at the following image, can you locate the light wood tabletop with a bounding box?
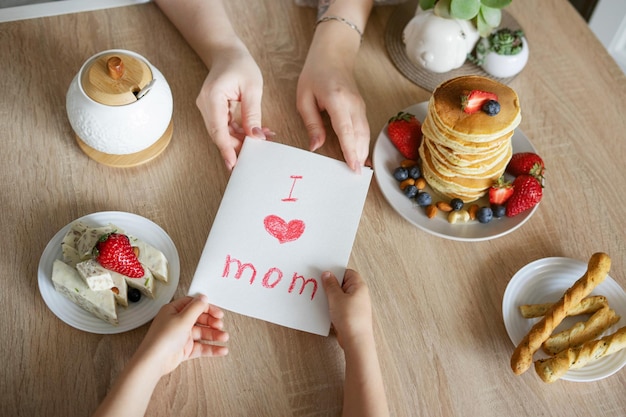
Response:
[1,0,626,416]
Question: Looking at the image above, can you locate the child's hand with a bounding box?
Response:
[321,269,374,350]
[136,295,229,377]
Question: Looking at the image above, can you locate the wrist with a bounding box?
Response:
[308,25,361,68]
[205,38,251,69]
[315,15,363,43]
[340,330,376,354]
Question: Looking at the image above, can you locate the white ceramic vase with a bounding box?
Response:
[403,8,480,73]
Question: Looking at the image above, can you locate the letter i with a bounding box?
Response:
[282,175,303,202]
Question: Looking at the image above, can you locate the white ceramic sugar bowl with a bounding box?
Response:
[66,49,173,158]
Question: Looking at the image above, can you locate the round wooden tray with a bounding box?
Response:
[384,0,523,92]
[76,120,173,168]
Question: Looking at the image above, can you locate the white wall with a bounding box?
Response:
[589,0,626,74]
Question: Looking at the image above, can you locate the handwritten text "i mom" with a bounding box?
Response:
[220,174,318,300]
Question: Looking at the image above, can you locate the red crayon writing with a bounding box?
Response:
[221,254,318,300]
[281,175,303,202]
[264,215,305,244]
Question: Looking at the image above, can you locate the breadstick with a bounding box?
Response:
[534,326,626,383]
[542,305,620,355]
[519,295,608,318]
[510,252,611,375]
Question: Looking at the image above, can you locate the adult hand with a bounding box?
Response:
[297,46,370,173]
[196,42,271,170]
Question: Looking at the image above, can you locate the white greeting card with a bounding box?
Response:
[188,138,373,335]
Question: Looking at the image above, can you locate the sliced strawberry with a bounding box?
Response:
[507,152,545,177]
[488,176,513,205]
[506,174,543,217]
[95,233,144,278]
[461,90,498,114]
[387,111,422,160]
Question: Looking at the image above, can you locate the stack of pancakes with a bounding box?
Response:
[419,75,521,202]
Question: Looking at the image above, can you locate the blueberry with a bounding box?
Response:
[450,198,464,211]
[476,207,494,224]
[408,165,421,179]
[415,191,432,207]
[393,167,409,182]
[403,185,418,199]
[128,288,142,303]
[482,100,500,116]
[491,204,506,218]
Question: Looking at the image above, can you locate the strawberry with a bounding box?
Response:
[505,174,543,217]
[507,152,545,177]
[461,90,498,114]
[95,233,144,278]
[488,176,513,205]
[387,111,422,160]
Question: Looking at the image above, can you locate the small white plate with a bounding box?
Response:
[502,257,626,382]
[38,211,180,334]
[372,102,538,241]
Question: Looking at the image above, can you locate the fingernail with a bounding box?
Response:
[252,127,265,139]
[310,136,322,152]
[321,271,332,280]
[225,159,234,170]
[198,294,209,303]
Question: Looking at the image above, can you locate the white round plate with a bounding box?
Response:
[502,257,626,382]
[38,211,180,334]
[372,102,538,241]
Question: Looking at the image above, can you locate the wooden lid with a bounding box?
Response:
[81,52,153,106]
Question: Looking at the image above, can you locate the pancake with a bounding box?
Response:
[422,115,512,156]
[418,75,521,202]
[426,136,512,176]
[430,75,521,139]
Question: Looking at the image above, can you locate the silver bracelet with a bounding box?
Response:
[315,15,363,42]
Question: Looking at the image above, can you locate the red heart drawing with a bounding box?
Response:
[263,215,305,244]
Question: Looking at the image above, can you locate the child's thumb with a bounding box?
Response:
[322,271,341,296]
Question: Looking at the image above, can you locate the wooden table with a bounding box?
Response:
[1,0,625,416]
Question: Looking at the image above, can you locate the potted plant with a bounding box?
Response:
[420,0,512,36]
[468,28,529,78]
[403,0,514,73]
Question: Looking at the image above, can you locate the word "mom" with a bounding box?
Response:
[222,254,319,300]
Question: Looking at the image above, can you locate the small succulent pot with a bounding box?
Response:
[470,28,529,78]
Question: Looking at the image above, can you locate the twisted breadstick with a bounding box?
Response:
[535,326,626,383]
[542,305,620,355]
[519,295,608,318]
[510,252,611,375]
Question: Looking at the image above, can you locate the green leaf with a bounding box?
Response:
[481,0,512,9]
[419,0,437,10]
[450,0,481,20]
[433,0,452,18]
[480,5,501,28]
[476,12,494,37]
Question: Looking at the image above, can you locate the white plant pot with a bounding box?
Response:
[480,37,529,78]
[403,8,480,73]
